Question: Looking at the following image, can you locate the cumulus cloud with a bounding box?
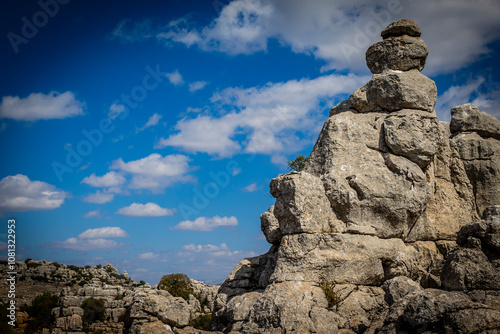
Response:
[0,91,84,122]
[189,81,209,92]
[138,252,160,260]
[83,191,114,204]
[138,113,162,131]
[177,242,258,281]
[108,103,127,120]
[181,243,240,257]
[51,238,128,252]
[433,77,500,121]
[0,174,68,215]
[242,183,258,192]
[50,227,129,252]
[116,202,174,217]
[83,210,101,218]
[157,73,367,157]
[116,0,500,75]
[111,153,192,192]
[166,70,184,86]
[81,171,125,188]
[172,216,238,231]
[78,227,129,238]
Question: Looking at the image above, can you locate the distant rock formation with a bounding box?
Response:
[212,19,500,333]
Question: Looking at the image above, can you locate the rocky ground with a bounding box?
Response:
[1,19,500,333]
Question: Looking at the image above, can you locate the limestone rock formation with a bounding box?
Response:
[212,19,500,333]
[451,103,500,215]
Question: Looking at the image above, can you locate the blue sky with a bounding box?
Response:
[0,0,499,284]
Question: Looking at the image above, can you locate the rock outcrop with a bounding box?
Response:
[212,19,500,333]
[4,19,499,334]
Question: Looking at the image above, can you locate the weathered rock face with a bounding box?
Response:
[451,103,500,215]
[212,19,500,334]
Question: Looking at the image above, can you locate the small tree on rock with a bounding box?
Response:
[158,273,194,300]
[287,154,308,172]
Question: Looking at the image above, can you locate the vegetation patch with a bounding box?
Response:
[21,293,59,334]
[81,297,106,324]
[158,273,194,300]
[320,280,341,311]
[287,154,309,171]
[190,313,212,331]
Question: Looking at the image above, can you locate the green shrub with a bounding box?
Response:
[158,273,194,300]
[81,298,106,324]
[287,154,308,172]
[190,313,212,330]
[320,280,340,310]
[139,280,146,285]
[115,293,125,300]
[23,293,59,333]
[85,265,91,269]
[95,264,102,269]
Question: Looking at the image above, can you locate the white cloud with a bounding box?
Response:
[0,174,68,215]
[172,216,238,231]
[138,113,162,131]
[83,191,114,204]
[0,91,84,122]
[111,153,192,192]
[189,81,209,92]
[178,242,258,278]
[116,202,174,217]
[157,73,367,157]
[0,242,7,251]
[108,103,126,120]
[83,210,101,218]
[242,183,258,192]
[51,238,127,252]
[111,19,154,42]
[166,70,184,86]
[138,252,160,260]
[180,242,257,258]
[182,243,229,253]
[116,0,500,75]
[81,171,125,188]
[78,227,129,239]
[155,114,241,157]
[51,227,129,252]
[434,77,499,121]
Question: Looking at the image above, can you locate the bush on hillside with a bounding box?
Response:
[158,273,194,300]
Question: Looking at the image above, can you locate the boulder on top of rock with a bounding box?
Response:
[365,69,437,112]
[381,19,421,39]
[366,35,428,74]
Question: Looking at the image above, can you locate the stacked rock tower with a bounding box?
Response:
[212,19,500,333]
